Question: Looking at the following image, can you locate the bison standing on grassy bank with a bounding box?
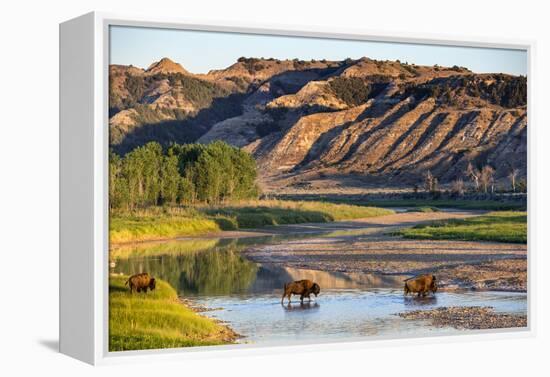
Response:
[281,279,320,304]
[126,273,156,294]
[404,274,437,297]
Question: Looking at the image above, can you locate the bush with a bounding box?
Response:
[396,74,527,108]
[329,77,374,106]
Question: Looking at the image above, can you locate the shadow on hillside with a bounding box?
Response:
[113,93,247,154]
[111,63,349,154]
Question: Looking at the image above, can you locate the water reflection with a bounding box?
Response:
[111,236,527,344]
[114,245,258,296]
[112,237,409,297]
[403,295,438,306]
[283,302,320,312]
[113,251,407,296]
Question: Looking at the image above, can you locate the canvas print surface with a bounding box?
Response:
[108,25,528,352]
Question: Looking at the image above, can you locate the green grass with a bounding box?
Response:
[350,199,525,211]
[406,206,440,213]
[109,275,235,352]
[396,211,527,243]
[110,216,223,244]
[277,196,526,211]
[203,200,394,228]
[110,200,394,244]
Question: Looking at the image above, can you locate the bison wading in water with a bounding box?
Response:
[125,273,157,294]
[281,279,320,304]
[404,274,437,297]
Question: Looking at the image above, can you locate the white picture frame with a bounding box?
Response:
[59,11,535,365]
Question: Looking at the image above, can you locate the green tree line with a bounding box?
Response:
[109,141,259,209]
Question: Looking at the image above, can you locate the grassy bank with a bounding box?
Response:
[203,200,393,228]
[395,211,527,243]
[110,200,394,244]
[276,195,526,211]
[406,206,440,213]
[366,199,526,211]
[109,275,236,351]
[110,213,223,244]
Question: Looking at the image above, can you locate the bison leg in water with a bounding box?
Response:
[281,293,292,304]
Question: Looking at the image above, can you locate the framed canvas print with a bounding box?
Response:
[59,12,533,365]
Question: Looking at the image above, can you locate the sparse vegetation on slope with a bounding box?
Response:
[396,74,527,108]
[329,77,388,106]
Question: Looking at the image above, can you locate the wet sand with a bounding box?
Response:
[243,210,527,292]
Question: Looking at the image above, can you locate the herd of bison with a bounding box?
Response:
[124,272,438,302]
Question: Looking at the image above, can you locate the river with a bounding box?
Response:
[110,226,527,345]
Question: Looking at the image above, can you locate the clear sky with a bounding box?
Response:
[110,26,527,76]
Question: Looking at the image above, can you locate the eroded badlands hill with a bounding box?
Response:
[109,56,527,192]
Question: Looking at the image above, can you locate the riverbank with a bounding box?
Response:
[110,200,394,244]
[243,210,527,292]
[109,275,237,351]
[274,193,526,211]
[397,306,527,330]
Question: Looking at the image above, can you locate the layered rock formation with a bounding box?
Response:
[109,56,527,191]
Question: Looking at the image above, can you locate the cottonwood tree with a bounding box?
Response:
[109,141,259,210]
[424,170,434,192]
[508,165,520,193]
[423,170,439,193]
[479,165,495,194]
[451,178,465,196]
[466,162,480,192]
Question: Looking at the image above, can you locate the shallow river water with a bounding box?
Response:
[111,234,527,345]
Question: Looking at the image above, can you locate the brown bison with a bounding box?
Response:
[281,279,320,304]
[404,274,437,297]
[125,273,156,294]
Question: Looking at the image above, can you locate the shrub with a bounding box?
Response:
[329,77,374,106]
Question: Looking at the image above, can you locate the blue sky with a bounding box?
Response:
[110,26,527,76]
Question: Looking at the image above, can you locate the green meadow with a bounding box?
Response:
[110,200,394,244]
[395,211,527,243]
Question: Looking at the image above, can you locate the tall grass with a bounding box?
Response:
[203,200,393,228]
[109,275,235,351]
[110,200,394,244]
[396,211,527,243]
[110,216,224,244]
[340,199,525,211]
